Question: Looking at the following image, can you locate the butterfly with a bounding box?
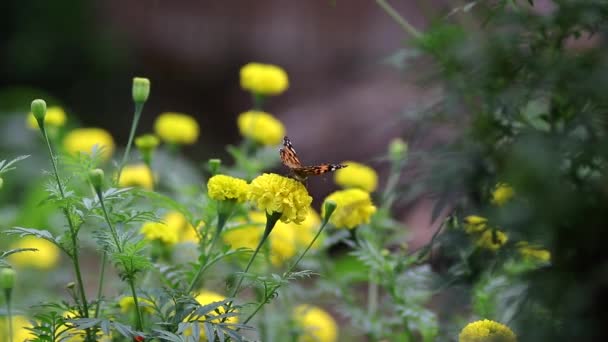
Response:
[280,136,347,183]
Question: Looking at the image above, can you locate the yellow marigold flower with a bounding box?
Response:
[118,296,155,314]
[464,215,488,234]
[237,110,285,146]
[274,208,322,250]
[240,62,289,95]
[118,164,154,190]
[459,319,516,342]
[140,221,179,246]
[154,112,200,145]
[517,241,551,263]
[207,174,249,202]
[476,229,508,251]
[293,305,338,342]
[163,211,201,243]
[334,161,378,192]
[0,316,34,341]
[248,173,312,224]
[63,128,115,161]
[491,183,514,206]
[223,211,297,266]
[27,106,67,129]
[322,189,377,229]
[9,236,60,269]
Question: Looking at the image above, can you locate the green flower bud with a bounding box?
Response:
[31,99,47,125]
[208,158,221,175]
[0,268,16,290]
[0,177,3,190]
[66,282,76,290]
[389,138,408,161]
[88,168,105,192]
[135,134,159,166]
[132,77,151,103]
[322,200,337,222]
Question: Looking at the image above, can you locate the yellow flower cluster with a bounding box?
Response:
[459,319,516,342]
[63,128,115,161]
[476,229,508,251]
[491,183,514,206]
[464,215,488,234]
[323,189,377,229]
[27,106,67,129]
[0,316,34,341]
[140,211,198,245]
[334,161,378,192]
[207,174,249,202]
[237,110,285,146]
[293,305,338,342]
[118,164,154,190]
[240,62,289,95]
[517,241,551,262]
[154,112,200,145]
[9,236,60,269]
[248,173,312,224]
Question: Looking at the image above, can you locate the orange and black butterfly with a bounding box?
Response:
[280,136,347,183]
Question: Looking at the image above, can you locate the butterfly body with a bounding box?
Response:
[280,136,347,183]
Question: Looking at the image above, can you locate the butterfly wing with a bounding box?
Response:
[280,136,303,169]
[293,163,347,177]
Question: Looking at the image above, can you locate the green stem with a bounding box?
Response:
[231,211,281,297]
[96,190,143,331]
[117,102,144,181]
[94,251,107,318]
[5,288,13,342]
[242,217,330,325]
[41,126,93,341]
[187,213,229,293]
[367,272,379,329]
[375,0,422,39]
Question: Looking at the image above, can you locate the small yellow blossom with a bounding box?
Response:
[207,174,249,202]
[223,211,297,266]
[9,236,60,269]
[459,319,516,342]
[275,208,322,250]
[237,110,285,145]
[118,296,155,314]
[0,316,34,341]
[334,161,378,192]
[491,183,514,206]
[154,112,200,145]
[248,173,312,224]
[118,164,154,190]
[140,221,179,246]
[164,211,201,243]
[240,62,289,95]
[464,215,488,234]
[27,106,67,129]
[322,189,376,229]
[476,229,508,251]
[293,305,338,342]
[517,242,551,263]
[63,128,115,161]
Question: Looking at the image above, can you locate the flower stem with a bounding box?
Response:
[187,212,229,293]
[5,288,13,342]
[40,126,93,341]
[231,211,281,297]
[95,189,143,331]
[117,102,144,181]
[94,251,107,318]
[375,0,422,39]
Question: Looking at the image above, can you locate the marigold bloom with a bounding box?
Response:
[207,174,249,202]
[118,296,155,314]
[275,208,322,250]
[334,161,378,192]
[63,128,115,161]
[476,229,508,251]
[236,110,285,146]
[248,173,312,224]
[491,183,514,206]
[240,62,289,95]
[154,112,200,145]
[9,236,60,269]
[27,106,67,129]
[459,319,516,342]
[140,221,179,246]
[223,211,297,266]
[165,211,200,243]
[293,305,338,342]
[118,164,154,190]
[0,316,34,341]
[517,241,551,262]
[464,215,488,234]
[322,189,376,229]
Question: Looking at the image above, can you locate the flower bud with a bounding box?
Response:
[208,158,221,175]
[135,134,159,165]
[31,99,47,126]
[66,282,76,290]
[322,200,337,222]
[132,77,151,103]
[88,168,105,192]
[0,177,3,190]
[389,138,408,161]
[0,268,16,290]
